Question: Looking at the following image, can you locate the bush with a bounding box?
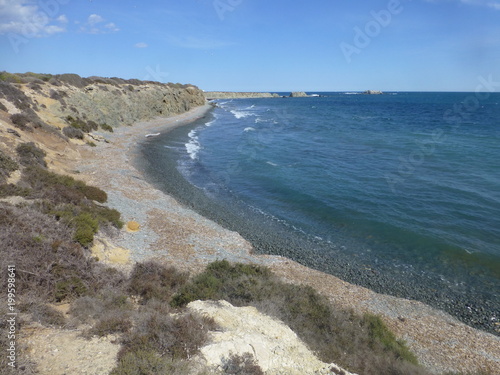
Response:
[120,311,215,360]
[10,113,32,131]
[100,123,113,132]
[0,183,31,198]
[128,261,188,303]
[16,142,47,167]
[172,261,426,375]
[0,71,23,83]
[66,116,98,133]
[0,81,35,110]
[0,150,18,184]
[85,311,132,337]
[55,276,88,302]
[221,352,264,375]
[63,126,84,139]
[110,350,177,375]
[73,212,98,246]
[30,303,66,327]
[55,73,89,88]
[364,313,419,364]
[22,166,109,204]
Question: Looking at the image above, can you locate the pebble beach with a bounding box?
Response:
[66,105,500,374]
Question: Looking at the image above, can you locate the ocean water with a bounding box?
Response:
[140,92,500,332]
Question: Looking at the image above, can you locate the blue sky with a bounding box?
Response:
[1,0,499,91]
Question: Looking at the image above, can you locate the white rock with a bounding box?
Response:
[187,300,357,375]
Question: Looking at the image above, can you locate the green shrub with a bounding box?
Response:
[76,183,107,203]
[66,116,98,133]
[16,142,47,167]
[364,313,419,365]
[0,71,22,83]
[73,212,98,246]
[129,261,188,303]
[100,123,114,132]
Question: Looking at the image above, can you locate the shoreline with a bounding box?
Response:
[69,105,500,374]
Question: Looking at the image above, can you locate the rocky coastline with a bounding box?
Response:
[1,73,499,374]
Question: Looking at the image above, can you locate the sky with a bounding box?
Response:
[1,0,499,92]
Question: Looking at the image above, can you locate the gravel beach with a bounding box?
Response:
[67,105,500,374]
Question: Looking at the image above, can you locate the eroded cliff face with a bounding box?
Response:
[0,74,206,133]
[205,91,280,99]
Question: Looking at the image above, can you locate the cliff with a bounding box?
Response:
[205,91,280,99]
[0,73,206,134]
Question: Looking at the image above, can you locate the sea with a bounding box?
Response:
[139,92,500,333]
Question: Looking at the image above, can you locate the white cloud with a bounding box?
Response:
[57,15,68,24]
[88,14,104,26]
[80,14,119,34]
[135,42,148,48]
[105,22,119,32]
[0,0,67,36]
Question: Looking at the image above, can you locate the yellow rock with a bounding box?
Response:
[126,221,140,232]
[91,238,131,265]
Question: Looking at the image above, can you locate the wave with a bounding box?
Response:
[230,110,254,119]
[185,129,201,160]
[244,127,256,132]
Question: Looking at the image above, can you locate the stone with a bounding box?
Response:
[290,91,309,97]
[188,300,357,375]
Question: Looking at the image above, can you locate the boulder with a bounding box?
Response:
[290,91,308,97]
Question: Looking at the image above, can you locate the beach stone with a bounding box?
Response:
[126,220,140,232]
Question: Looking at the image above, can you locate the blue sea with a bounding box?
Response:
[141,92,500,331]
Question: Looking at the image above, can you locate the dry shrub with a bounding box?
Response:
[0,202,125,304]
[221,352,264,375]
[63,126,84,139]
[29,303,66,328]
[128,261,188,303]
[84,310,132,338]
[0,151,19,184]
[120,311,216,360]
[10,113,32,131]
[16,142,47,167]
[110,350,192,375]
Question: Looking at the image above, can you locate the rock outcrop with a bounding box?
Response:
[289,91,309,97]
[362,90,383,95]
[188,300,357,375]
[205,91,280,99]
